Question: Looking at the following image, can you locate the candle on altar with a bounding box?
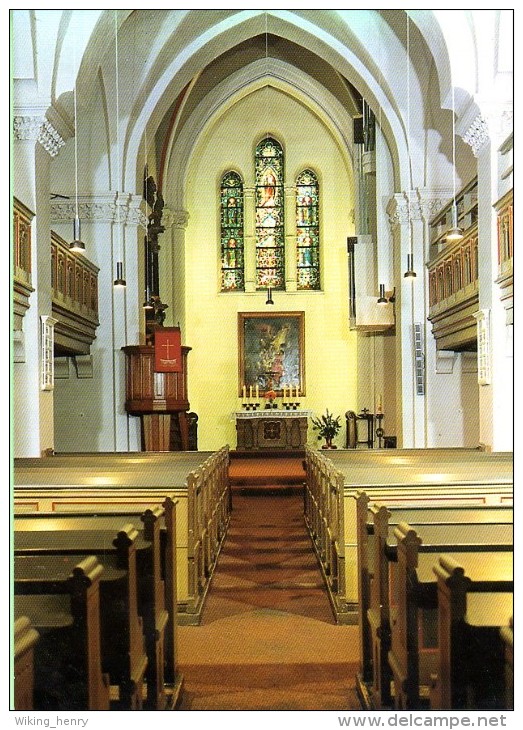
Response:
[242,385,246,399]
[377,395,383,414]
[256,385,259,400]
[249,385,253,399]
[295,385,299,399]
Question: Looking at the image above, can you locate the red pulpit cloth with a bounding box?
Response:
[154,328,182,372]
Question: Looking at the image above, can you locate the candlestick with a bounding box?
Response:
[249,385,253,399]
[256,385,259,400]
[242,385,246,399]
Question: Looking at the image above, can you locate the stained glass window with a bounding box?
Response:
[220,171,245,291]
[296,169,320,290]
[255,137,285,289]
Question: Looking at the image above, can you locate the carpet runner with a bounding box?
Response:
[177,486,361,711]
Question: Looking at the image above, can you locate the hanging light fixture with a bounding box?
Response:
[113,261,126,288]
[377,284,388,304]
[69,38,85,253]
[446,82,464,243]
[403,14,416,279]
[404,253,416,279]
[113,10,126,288]
[265,286,274,305]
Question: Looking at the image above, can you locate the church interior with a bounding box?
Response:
[11,9,513,714]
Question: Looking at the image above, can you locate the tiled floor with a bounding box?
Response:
[178,492,361,711]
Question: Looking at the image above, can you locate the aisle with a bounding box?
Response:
[177,491,361,711]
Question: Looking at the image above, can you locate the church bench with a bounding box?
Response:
[430,556,513,711]
[13,555,111,711]
[388,524,513,711]
[363,506,512,709]
[14,503,181,707]
[13,615,39,710]
[304,446,513,624]
[14,526,148,710]
[13,445,231,624]
[14,515,168,710]
[355,493,513,701]
[499,616,514,710]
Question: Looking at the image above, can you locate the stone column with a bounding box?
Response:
[387,191,427,447]
[50,192,145,451]
[461,108,513,451]
[12,112,66,456]
[161,207,189,332]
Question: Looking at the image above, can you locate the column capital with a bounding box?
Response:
[387,191,422,228]
[13,114,66,158]
[51,193,147,228]
[163,208,189,230]
[462,114,490,157]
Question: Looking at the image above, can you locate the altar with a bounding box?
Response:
[234,410,312,450]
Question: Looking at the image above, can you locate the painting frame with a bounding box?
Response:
[238,311,305,397]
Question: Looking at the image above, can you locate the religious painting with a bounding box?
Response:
[238,312,305,396]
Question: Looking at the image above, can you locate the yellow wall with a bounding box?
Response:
[181,87,357,450]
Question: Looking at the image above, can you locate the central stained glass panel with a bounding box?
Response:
[255,137,285,289]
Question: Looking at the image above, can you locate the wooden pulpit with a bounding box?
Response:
[122,329,191,451]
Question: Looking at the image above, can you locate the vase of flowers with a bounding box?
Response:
[311,409,341,449]
[264,389,278,409]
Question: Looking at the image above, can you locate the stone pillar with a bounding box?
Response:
[50,192,145,451]
[161,207,189,332]
[462,109,513,451]
[387,191,427,447]
[12,112,66,456]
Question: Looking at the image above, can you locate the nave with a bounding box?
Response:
[13,447,513,712]
[178,486,361,711]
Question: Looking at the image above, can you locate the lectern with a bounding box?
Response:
[122,330,191,451]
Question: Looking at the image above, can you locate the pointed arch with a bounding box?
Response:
[255,137,285,290]
[220,171,245,291]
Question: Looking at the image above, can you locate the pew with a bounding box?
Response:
[13,616,39,710]
[14,526,148,710]
[430,555,513,710]
[13,555,111,711]
[355,491,513,693]
[13,446,231,624]
[388,524,513,710]
[499,617,514,710]
[304,446,513,623]
[14,503,182,708]
[360,502,512,709]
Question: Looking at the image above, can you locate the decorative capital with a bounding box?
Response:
[462,114,489,157]
[387,191,422,228]
[51,193,147,228]
[166,209,190,229]
[13,115,65,157]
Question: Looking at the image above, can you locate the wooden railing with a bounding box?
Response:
[494,190,513,326]
[427,179,479,351]
[13,198,35,329]
[51,230,99,354]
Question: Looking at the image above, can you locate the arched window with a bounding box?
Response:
[255,137,284,289]
[295,169,320,289]
[220,171,245,291]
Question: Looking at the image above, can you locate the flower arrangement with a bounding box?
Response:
[264,389,277,401]
[311,409,341,447]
